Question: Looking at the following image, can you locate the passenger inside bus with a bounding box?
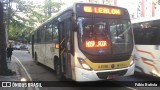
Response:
[85,25,93,38]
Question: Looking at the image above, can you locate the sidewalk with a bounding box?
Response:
[0,56,36,90]
[0,57,20,81]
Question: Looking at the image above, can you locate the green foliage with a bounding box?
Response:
[105,0,113,4]
[8,0,63,42]
[44,0,64,16]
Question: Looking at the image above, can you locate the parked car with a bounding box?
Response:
[14,45,21,50]
[20,44,27,50]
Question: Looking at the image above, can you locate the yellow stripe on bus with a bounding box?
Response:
[85,58,133,71]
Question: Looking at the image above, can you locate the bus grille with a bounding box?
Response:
[96,69,127,79]
[86,55,131,63]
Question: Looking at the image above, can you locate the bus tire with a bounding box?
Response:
[34,53,39,65]
[55,60,65,81]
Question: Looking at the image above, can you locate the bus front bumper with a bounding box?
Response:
[75,63,135,82]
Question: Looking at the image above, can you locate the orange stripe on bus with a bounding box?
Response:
[135,47,160,74]
[140,55,160,75]
[137,49,156,59]
[135,47,157,64]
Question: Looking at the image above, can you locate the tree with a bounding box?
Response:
[103,0,113,5]
[88,0,112,4]
[9,0,44,42]
[44,0,64,16]
[0,2,13,75]
[8,0,64,42]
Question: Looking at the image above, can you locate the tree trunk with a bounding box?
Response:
[0,2,11,75]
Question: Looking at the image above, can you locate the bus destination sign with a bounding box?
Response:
[83,6,121,15]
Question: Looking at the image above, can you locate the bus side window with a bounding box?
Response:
[65,19,71,51]
[45,24,53,43]
[34,32,37,43]
[52,22,58,42]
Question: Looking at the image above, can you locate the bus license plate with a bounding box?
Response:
[107,75,117,79]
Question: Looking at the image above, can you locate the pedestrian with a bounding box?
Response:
[7,44,13,62]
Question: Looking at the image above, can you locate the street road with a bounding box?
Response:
[13,50,160,90]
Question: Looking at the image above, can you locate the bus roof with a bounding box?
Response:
[42,2,127,23]
[131,17,160,24]
[36,2,128,30]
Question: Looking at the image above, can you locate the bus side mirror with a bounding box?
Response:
[55,43,59,49]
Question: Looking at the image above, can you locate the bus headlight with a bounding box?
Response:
[130,60,134,66]
[77,57,92,71]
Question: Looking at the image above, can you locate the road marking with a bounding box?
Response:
[118,82,138,90]
[111,80,138,90]
[126,87,138,90]
[113,82,138,90]
[118,83,138,90]
[13,55,32,81]
[13,55,40,90]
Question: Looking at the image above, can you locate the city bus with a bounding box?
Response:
[132,17,160,77]
[30,3,135,81]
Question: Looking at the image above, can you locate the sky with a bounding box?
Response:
[27,0,65,4]
[26,0,81,10]
[27,0,84,6]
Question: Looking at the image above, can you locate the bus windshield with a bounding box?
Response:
[78,17,133,56]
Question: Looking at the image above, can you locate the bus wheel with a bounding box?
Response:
[55,60,65,81]
[34,53,39,65]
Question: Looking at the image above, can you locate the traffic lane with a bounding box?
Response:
[113,73,160,90]
[12,50,140,89]
[21,61,58,81]
[36,80,133,90]
[13,50,31,61]
[13,50,58,81]
[12,50,132,90]
[115,73,160,81]
[39,87,131,90]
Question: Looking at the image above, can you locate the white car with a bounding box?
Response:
[15,45,21,50]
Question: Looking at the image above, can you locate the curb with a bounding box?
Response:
[12,56,39,90]
[12,56,32,81]
[12,56,21,81]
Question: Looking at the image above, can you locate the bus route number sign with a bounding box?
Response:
[85,40,108,48]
